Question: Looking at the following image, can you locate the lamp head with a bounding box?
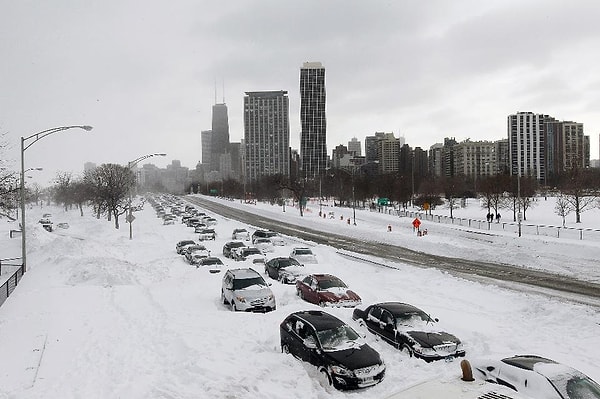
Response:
[82,125,93,131]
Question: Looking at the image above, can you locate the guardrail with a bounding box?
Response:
[393,210,600,241]
[0,257,24,307]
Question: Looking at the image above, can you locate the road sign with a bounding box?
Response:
[412,218,421,229]
[126,214,136,223]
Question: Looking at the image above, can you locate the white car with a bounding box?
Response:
[233,247,266,265]
[231,228,250,241]
[221,268,276,312]
[472,355,600,399]
[253,238,274,253]
[290,247,317,264]
[251,230,285,246]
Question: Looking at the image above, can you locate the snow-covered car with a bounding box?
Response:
[264,257,305,284]
[290,247,317,264]
[352,302,465,362]
[221,268,275,312]
[175,239,196,254]
[296,274,361,308]
[231,228,250,241]
[233,247,266,265]
[194,256,224,273]
[472,355,600,399]
[197,228,216,241]
[185,247,211,263]
[253,238,274,253]
[203,217,218,226]
[222,241,247,258]
[188,251,211,265]
[280,310,385,390]
[251,230,285,246]
[193,223,208,232]
[385,360,530,398]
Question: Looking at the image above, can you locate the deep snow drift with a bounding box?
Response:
[0,196,599,399]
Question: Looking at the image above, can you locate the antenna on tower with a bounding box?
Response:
[214,78,217,105]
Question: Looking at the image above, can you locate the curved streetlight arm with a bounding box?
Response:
[128,153,167,169]
[22,125,93,152]
[127,153,166,240]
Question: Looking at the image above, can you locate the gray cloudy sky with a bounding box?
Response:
[1,0,599,185]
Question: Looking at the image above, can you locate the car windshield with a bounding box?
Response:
[317,277,347,290]
[316,325,362,351]
[549,372,600,399]
[230,242,246,248]
[202,258,222,265]
[233,277,266,290]
[235,229,247,233]
[264,231,278,238]
[279,258,301,268]
[244,248,262,255]
[396,311,434,327]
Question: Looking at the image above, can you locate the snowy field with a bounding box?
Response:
[0,195,599,399]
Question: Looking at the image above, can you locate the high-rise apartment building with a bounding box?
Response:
[300,62,327,178]
[377,132,400,174]
[546,120,588,179]
[508,112,550,181]
[347,137,362,156]
[243,91,290,182]
[453,140,497,179]
[365,132,386,163]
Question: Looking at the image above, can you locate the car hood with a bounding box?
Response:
[280,266,305,277]
[320,288,360,301]
[294,255,317,264]
[405,330,461,348]
[324,344,382,370]
[237,286,273,299]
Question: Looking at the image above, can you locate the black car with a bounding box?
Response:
[222,241,247,258]
[176,240,196,254]
[280,310,385,390]
[352,302,465,362]
[264,257,305,284]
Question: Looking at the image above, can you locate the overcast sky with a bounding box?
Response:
[1,0,599,185]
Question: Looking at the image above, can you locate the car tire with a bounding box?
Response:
[221,291,227,305]
[401,344,413,357]
[318,301,325,307]
[281,344,290,354]
[298,290,304,299]
[231,301,237,311]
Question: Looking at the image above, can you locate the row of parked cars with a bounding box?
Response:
[154,196,600,397]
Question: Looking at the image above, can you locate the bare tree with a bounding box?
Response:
[442,176,466,219]
[554,193,573,227]
[559,168,599,223]
[0,132,18,219]
[85,164,135,229]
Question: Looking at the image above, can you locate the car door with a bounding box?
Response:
[379,310,398,345]
[365,306,383,336]
[304,276,320,304]
[285,318,310,361]
[266,259,278,279]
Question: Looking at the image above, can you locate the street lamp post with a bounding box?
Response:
[127,153,166,240]
[21,125,93,272]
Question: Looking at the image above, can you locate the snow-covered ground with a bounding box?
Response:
[0,196,599,399]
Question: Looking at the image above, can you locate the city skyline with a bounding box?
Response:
[1,1,599,185]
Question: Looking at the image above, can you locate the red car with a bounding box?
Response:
[296,274,361,307]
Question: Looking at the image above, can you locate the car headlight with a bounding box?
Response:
[235,296,246,303]
[330,365,354,377]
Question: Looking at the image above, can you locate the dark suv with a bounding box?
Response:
[251,230,285,246]
[280,310,385,390]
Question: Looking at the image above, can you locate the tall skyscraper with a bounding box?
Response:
[300,62,327,178]
[201,130,212,168]
[211,103,230,172]
[243,91,290,182]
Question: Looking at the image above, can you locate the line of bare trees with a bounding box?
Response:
[195,167,600,225]
[51,164,136,229]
